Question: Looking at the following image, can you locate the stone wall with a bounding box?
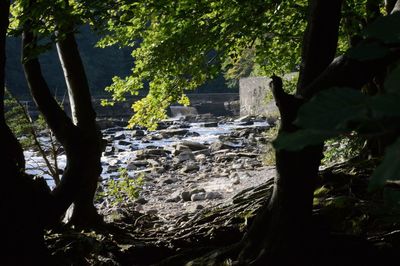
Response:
[239,77,277,117]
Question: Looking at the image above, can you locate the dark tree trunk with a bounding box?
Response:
[55,27,104,226]
[21,0,103,227]
[0,0,24,170]
[234,1,400,265]
[1,1,51,264]
[238,1,343,265]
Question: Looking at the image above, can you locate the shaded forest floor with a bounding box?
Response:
[43,158,400,265]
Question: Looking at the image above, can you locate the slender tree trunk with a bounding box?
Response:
[55,25,104,226]
[21,0,104,227]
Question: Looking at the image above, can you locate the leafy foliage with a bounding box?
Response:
[98,169,144,205]
[5,90,62,184]
[275,12,400,195]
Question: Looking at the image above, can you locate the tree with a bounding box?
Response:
[99,0,400,264]
[19,0,104,227]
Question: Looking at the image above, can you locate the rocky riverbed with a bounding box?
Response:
[25,114,277,224]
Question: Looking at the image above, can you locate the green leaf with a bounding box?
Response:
[369,137,400,191]
[347,42,390,61]
[363,12,400,44]
[274,129,337,151]
[295,87,368,131]
[384,63,400,94]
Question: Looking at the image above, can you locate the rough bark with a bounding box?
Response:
[238,1,343,265]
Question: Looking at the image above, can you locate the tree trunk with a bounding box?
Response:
[1,2,51,264]
[238,1,343,264]
[21,0,103,227]
[55,24,104,227]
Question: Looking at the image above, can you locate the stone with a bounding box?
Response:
[135,197,148,204]
[165,196,181,203]
[118,140,131,146]
[205,192,223,200]
[209,141,236,152]
[174,150,195,163]
[181,191,191,201]
[180,140,208,151]
[136,148,169,159]
[232,177,241,185]
[193,149,211,156]
[196,204,204,210]
[114,132,127,140]
[159,129,189,138]
[131,130,145,137]
[181,162,199,173]
[191,192,206,201]
[172,144,191,155]
[201,122,218,127]
[163,178,178,185]
[195,154,207,163]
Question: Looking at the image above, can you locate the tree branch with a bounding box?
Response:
[297,0,343,92]
[22,29,76,147]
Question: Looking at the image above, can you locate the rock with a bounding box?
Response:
[195,154,207,163]
[103,146,114,156]
[135,197,148,204]
[232,163,244,170]
[126,163,137,171]
[136,148,169,159]
[209,141,236,152]
[131,130,145,137]
[114,132,127,140]
[146,159,160,167]
[190,188,206,195]
[205,192,223,200]
[193,149,211,156]
[191,192,205,201]
[236,121,254,126]
[201,122,218,127]
[165,196,181,203]
[172,144,191,156]
[181,162,199,173]
[159,129,189,138]
[214,153,237,162]
[232,176,241,185]
[147,209,158,215]
[181,191,191,201]
[163,178,178,185]
[151,167,165,174]
[102,126,125,134]
[235,115,253,122]
[180,141,208,151]
[118,140,131,146]
[174,150,195,163]
[126,159,149,167]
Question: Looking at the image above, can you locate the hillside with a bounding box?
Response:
[5,27,235,100]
